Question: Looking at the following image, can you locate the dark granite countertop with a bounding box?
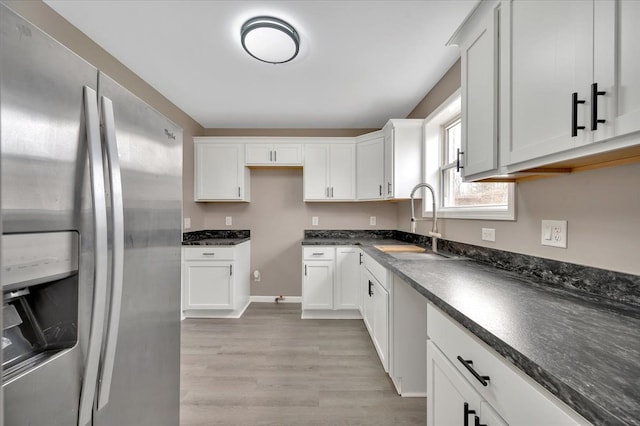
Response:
[182,230,250,246]
[302,232,640,426]
[182,238,249,246]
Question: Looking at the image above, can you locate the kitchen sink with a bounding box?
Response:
[387,251,459,261]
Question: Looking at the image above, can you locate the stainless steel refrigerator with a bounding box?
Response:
[1,4,182,425]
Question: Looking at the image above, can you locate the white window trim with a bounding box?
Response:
[422,89,516,221]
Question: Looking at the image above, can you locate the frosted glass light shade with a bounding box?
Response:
[241,16,300,64]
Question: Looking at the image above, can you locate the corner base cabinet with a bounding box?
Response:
[301,246,361,319]
[182,241,250,318]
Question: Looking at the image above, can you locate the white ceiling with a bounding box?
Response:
[44,1,478,129]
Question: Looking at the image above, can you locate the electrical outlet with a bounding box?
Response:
[312,216,319,226]
[370,216,376,226]
[184,217,191,229]
[225,216,232,226]
[541,220,567,248]
[481,228,495,242]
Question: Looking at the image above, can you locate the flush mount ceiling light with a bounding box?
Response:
[241,16,300,64]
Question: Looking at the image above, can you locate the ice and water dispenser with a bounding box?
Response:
[2,232,79,381]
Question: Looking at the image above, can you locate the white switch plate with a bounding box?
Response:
[370,216,376,226]
[312,216,319,226]
[225,216,232,226]
[481,228,495,242]
[184,217,191,229]
[541,220,567,248]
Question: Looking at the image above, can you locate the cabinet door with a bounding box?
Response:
[335,247,360,309]
[303,144,329,200]
[480,401,509,426]
[356,137,384,200]
[506,0,593,165]
[194,144,243,200]
[593,0,640,142]
[329,144,356,200]
[245,143,273,164]
[273,144,302,165]
[461,3,499,178]
[302,260,334,310]
[383,131,394,198]
[427,341,483,426]
[183,262,233,309]
[362,269,375,334]
[373,280,389,371]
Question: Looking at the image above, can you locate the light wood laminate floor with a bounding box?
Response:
[180,303,426,425]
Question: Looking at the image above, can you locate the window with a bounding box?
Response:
[423,90,515,220]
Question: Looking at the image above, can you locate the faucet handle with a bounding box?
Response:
[428,231,442,239]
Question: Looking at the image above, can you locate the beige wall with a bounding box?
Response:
[195,169,398,296]
[407,59,461,119]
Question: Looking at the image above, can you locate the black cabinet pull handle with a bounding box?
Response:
[368,280,374,297]
[270,150,273,162]
[359,252,363,265]
[304,264,307,276]
[274,150,277,162]
[571,92,586,137]
[457,356,490,386]
[591,82,606,131]
[456,148,464,172]
[229,265,233,276]
[238,186,241,197]
[474,416,486,426]
[379,184,382,196]
[387,182,392,195]
[463,403,476,426]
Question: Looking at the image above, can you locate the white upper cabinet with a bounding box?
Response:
[382,120,423,199]
[450,0,640,180]
[593,0,640,143]
[193,139,250,202]
[504,0,594,165]
[303,143,355,201]
[245,143,302,166]
[457,1,500,180]
[356,133,385,200]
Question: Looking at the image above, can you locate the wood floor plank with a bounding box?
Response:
[180,303,426,426]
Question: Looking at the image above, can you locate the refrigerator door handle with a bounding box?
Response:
[78,86,110,426]
[97,95,125,411]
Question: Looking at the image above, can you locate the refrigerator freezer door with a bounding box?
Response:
[94,72,182,426]
[1,4,99,426]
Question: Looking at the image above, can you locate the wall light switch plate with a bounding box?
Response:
[184,217,191,229]
[481,228,495,242]
[312,216,319,226]
[541,220,567,248]
[370,216,376,226]
[225,216,232,226]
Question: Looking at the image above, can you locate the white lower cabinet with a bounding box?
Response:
[182,242,251,318]
[427,304,590,426]
[301,246,361,319]
[361,253,390,372]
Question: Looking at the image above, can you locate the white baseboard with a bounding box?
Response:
[250,295,302,303]
[183,300,250,319]
[401,392,427,398]
[301,309,362,320]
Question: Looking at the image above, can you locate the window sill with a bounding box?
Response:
[424,206,516,221]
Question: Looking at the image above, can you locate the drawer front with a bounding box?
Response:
[183,246,235,261]
[363,253,388,290]
[427,305,588,425]
[303,247,335,260]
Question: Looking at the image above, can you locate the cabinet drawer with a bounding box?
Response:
[427,305,588,425]
[363,253,388,290]
[183,247,235,261]
[303,247,335,260]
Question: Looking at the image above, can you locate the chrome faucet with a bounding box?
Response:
[410,183,442,253]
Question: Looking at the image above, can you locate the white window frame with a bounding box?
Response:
[422,89,516,220]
